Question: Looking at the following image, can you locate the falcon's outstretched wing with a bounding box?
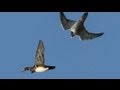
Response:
[80,12,88,24]
[79,27,104,40]
[60,12,76,30]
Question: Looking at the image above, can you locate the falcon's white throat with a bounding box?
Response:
[70,22,78,33]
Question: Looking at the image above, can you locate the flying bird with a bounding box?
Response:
[22,40,55,73]
[59,12,104,40]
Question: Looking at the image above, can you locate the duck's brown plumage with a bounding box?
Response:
[22,40,55,73]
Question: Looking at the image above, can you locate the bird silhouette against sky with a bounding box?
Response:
[60,12,104,40]
[22,40,55,73]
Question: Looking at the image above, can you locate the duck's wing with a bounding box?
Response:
[35,40,45,65]
[60,12,76,30]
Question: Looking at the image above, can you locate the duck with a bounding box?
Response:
[22,40,55,73]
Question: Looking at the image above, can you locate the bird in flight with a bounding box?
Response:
[59,12,104,41]
[22,40,55,73]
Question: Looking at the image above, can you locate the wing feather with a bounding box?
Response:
[79,27,104,40]
[35,40,45,65]
[60,12,76,30]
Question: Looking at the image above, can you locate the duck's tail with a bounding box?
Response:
[48,66,56,70]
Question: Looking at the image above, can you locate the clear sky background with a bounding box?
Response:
[0,12,119,79]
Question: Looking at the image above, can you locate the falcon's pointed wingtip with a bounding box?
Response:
[60,12,64,15]
[100,32,104,36]
[84,12,88,16]
[85,12,88,13]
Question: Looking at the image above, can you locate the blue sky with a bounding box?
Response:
[0,12,119,79]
